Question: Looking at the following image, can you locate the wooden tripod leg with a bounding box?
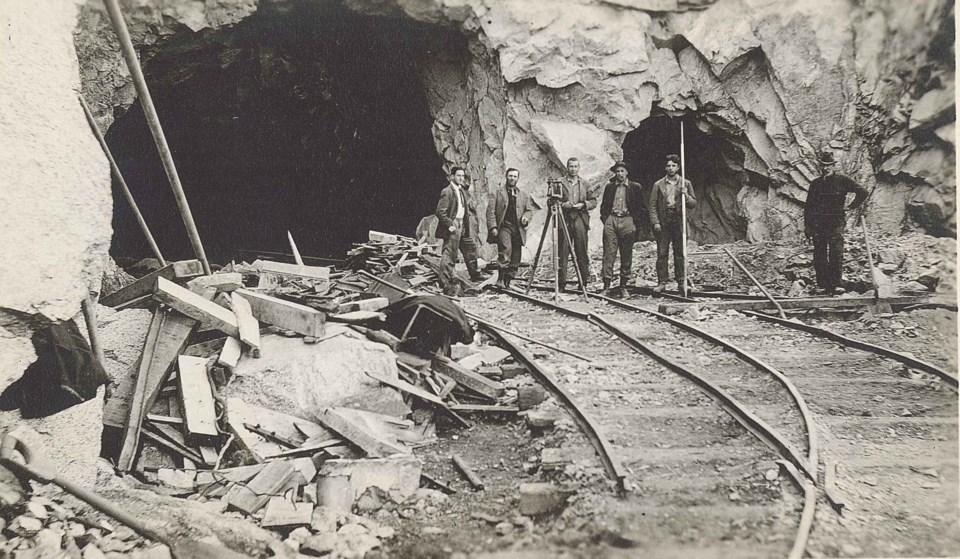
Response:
[557,211,590,302]
[524,206,554,295]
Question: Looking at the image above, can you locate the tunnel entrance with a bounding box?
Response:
[106,4,456,263]
[621,115,754,244]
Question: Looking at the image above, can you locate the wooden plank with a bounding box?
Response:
[186,272,244,292]
[182,337,227,359]
[115,308,199,469]
[140,426,205,465]
[337,297,389,314]
[218,336,242,368]
[658,295,935,314]
[224,459,297,516]
[177,356,218,442]
[145,414,182,425]
[262,439,343,460]
[432,356,506,400]
[365,371,470,428]
[230,292,261,357]
[235,289,326,337]
[326,310,385,324]
[226,398,335,462]
[155,277,240,338]
[196,464,265,487]
[261,497,313,529]
[318,408,409,458]
[448,404,519,413]
[101,260,203,307]
[254,259,330,280]
[451,453,484,490]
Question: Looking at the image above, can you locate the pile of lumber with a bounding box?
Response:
[100,259,327,474]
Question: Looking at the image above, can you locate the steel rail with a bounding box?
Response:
[480,325,627,496]
[498,288,815,482]
[743,310,959,391]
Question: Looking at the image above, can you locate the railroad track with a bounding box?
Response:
[462,286,959,558]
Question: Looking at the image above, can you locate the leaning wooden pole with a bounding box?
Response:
[102,0,211,275]
[723,247,787,320]
[81,295,106,370]
[680,122,689,298]
[79,96,166,267]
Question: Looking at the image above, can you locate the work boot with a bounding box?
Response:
[465,261,489,282]
[495,274,506,288]
[503,274,512,289]
[602,278,612,291]
[653,282,667,293]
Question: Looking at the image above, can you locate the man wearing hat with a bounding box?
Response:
[804,151,868,294]
[487,168,534,288]
[650,154,697,292]
[600,161,646,295]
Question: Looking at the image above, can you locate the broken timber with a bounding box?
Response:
[154,277,240,338]
[177,355,218,443]
[451,453,484,490]
[318,408,408,458]
[235,289,325,337]
[100,260,203,307]
[224,459,297,515]
[230,291,261,357]
[217,336,242,368]
[432,355,505,401]
[113,308,199,470]
[254,260,330,281]
[364,371,470,428]
[658,295,936,314]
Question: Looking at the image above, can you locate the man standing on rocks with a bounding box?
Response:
[436,166,484,296]
[600,161,645,296]
[558,157,598,288]
[804,151,868,294]
[487,168,533,288]
[649,154,697,293]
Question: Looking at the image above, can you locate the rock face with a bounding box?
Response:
[0,0,954,380]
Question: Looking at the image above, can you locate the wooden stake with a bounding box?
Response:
[81,295,106,369]
[680,122,689,298]
[287,231,304,266]
[102,0,210,275]
[79,96,166,266]
[451,453,484,490]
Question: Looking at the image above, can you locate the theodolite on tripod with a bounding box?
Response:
[523,178,589,302]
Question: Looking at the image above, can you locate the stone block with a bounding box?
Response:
[316,456,422,513]
[518,483,573,516]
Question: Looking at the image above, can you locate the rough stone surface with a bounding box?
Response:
[316,456,422,513]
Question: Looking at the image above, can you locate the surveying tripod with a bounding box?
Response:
[524,187,590,302]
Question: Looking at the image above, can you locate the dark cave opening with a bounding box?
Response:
[106,4,457,263]
[621,115,754,244]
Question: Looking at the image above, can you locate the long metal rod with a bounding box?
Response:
[723,247,786,319]
[79,96,166,266]
[482,325,627,495]
[102,0,211,275]
[680,122,688,298]
[744,310,959,390]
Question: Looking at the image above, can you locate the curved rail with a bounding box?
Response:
[743,310,958,391]
[480,325,628,496]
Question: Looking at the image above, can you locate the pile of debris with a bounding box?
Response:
[86,231,531,556]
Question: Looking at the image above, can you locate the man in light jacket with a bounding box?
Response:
[487,168,534,288]
[435,166,482,295]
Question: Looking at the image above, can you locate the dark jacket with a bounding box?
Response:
[600,179,647,232]
[435,184,477,240]
[560,175,598,230]
[804,174,868,234]
[649,176,697,228]
[487,186,534,244]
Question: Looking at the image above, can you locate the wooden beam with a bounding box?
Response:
[217,336,242,369]
[254,259,330,280]
[318,408,408,458]
[177,356,219,443]
[224,459,297,515]
[154,277,240,338]
[432,356,505,401]
[364,371,470,428]
[658,295,936,314]
[114,308,198,469]
[234,289,325,337]
[186,272,243,292]
[101,260,203,307]
[230,292,261,357]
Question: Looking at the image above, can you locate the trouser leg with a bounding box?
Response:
[619,218,636,286]
[812,235,828,289]
[461,234,482,280]
[601,219,618,281]
[569,214,591,283]
[827,228,844,290]
[508,229,521,277]
[557,213,569,285]
[440,223,463,290]
[669,213,684,283]
[655,225,671,283]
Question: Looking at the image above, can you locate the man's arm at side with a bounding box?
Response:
[649,182,661,229]
[436,189,453,231]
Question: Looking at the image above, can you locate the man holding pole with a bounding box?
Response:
[804,151,868,294]
[649,154,696,293]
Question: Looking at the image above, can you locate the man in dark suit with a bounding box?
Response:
[804,150,868,294]
[600,161,646,296]
[557,157,597,288]
[487,168,534,288]
[649,154,697,292]
[435,166,483,295]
